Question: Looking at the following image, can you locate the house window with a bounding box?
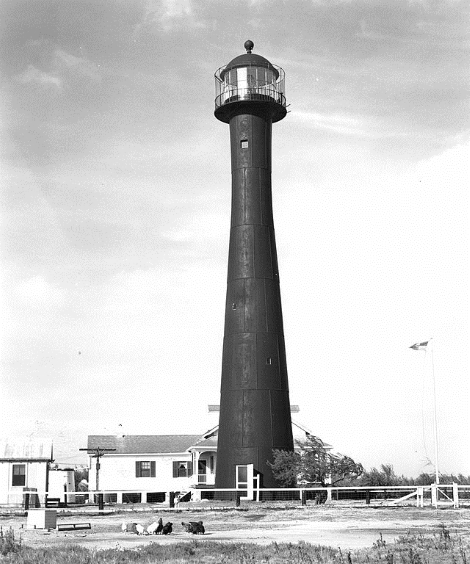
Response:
[173,461,193,478]
[12,464,26,487]
[135,461,155,478]
[240,140,248,149]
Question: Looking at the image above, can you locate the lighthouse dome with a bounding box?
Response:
[220,53,279,81]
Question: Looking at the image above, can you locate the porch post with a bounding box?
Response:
[193,451,201,483]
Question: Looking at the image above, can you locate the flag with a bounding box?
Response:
[409,341,429,350]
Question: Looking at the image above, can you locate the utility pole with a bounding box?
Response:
[79,447,115,508]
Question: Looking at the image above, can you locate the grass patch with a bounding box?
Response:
[1,529,469,564]
[0,527,22,556]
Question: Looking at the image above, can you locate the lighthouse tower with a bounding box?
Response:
[214,41,294,489]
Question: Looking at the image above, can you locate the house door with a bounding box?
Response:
[198,460,207,484]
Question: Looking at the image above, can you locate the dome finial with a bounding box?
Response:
[244,40,254,53]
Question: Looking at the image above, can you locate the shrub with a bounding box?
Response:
[0,526,22,556]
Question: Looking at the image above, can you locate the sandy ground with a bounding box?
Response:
[2,503,470,552]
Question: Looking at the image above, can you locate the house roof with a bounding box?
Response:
[87,435,202,455]
[0,439,53,461]
[192,436,218,448]
[86,421,332,456]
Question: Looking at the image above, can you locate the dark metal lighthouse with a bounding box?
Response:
[214,41,294,489]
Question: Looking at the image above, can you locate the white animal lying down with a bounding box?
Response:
[122,520,166,535]
[147,518,163,534]
[122,522,147,534]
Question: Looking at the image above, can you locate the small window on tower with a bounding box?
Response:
[266,357,272,365]
[232,303,237,310]
[240,140,248,149]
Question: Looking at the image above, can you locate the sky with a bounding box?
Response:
[0,0,468,478]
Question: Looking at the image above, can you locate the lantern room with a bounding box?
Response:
[214,40,287,123]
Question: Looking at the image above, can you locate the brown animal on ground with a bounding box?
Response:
[155,517,163,534]
[161,522,173,535]
[189,521,205,534]
[182,521,205,534]
[122,522,137,533]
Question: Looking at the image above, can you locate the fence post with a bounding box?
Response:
[431,484,437,508]
[301,490,306,506]
[452,483,459,509]
[235,491,241,507]
[24,493,30,511]
[365,490,371,505]
[417,487,424,508]
[98,493,104,510]
[169,491,175,508]
[326,487,332,503]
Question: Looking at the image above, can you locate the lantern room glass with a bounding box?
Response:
[215,63,286,109]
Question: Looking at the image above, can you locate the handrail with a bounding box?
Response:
[215,88,286,110]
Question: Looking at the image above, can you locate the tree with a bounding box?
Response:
[268,449,301,488]
[269,435,364,487]
[357,464,411,486]
[74,467,89,490]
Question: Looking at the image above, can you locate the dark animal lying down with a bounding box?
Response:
[147,517,163,535]
[181,521,205,534]
[161,522,173,535]
[156,517,163,534]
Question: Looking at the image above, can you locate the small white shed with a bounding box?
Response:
[0,439,53,506]
[48,466,76,503]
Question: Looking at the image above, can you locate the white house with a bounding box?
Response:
[86,416,323,501]
[86,433,217,503]
[0,439,53,506]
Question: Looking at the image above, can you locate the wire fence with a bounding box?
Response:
[4,484,469,510]
[194,485,469,508]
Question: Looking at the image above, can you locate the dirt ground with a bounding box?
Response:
[2,503,470,552]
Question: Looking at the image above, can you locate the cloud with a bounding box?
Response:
[14,276,66,308]
[135,0,205,33]
[13,47,102,95]
[290,109,373,136]
[14,64,62,91]
[53,49,102,82]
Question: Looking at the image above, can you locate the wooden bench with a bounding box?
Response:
[56,523,91,531]
[46,498,67,508]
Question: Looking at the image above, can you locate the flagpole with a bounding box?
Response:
[410,338,439,485]
[430,341,440,485]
